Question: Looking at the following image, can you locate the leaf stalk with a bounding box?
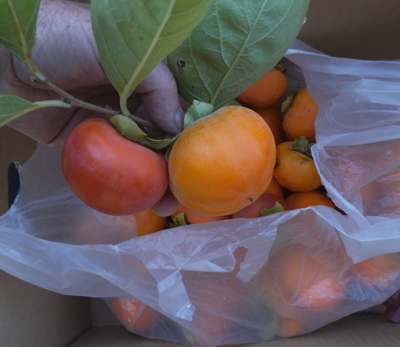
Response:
[32,77,157,130]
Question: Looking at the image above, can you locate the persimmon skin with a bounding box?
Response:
[282,88,318,143]
[286,190,336,210]
[168,106,276,216]
[353,253,400,287]
[266,243,346,311]
[62,118,168,216]
[172,203,230,224]
[264,176,284,197]
[134,208,167,236]
[273,141,322,192]
[110,298,154,332]
[232,193,289,219]
[252,104,286,146]
[276,317,305,338]
[237,68,288,108]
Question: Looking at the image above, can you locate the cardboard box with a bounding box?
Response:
[1,0,400,346]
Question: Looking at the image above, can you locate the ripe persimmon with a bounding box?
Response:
[232,193,289,219]
[282,88,318,143]
[168,105,276,216]
[265,243,346,311]
[273,137,322,192]
[109,297,155,332]
[62,118,168,216]
[286,190,336,210]
[182,272,243,345]
[237,67,287,108]
[264,176,284,197]
[276,317,305,338]
[252,104,286,146]
[134,208,167,236]
[171,202,230,225]
[353,253,400,288]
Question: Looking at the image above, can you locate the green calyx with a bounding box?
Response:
[261,202,285,216]
[109,114,178,151]
[289,136,315,159]
[168,212,188,227]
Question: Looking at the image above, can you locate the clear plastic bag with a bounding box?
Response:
[2,40,400,346]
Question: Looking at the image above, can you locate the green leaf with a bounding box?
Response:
[0,0,45,80]
[109,114,148,141]
[183,100,214,128]
[289,135,314,158]
[0,94,71,127]
[139,136,177,151]
[261,202,285,216]
[281,86,300,114]
[170,212,188,227]
[91,0,214,116]
[109,114,177,150]
[220,99,242,107]
[168,0,310,109]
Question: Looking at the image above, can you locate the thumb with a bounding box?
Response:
[135,62,185,135]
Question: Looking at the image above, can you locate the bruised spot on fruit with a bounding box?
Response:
[249,197,254,202]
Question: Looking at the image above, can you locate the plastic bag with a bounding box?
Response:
[2,40,400,346]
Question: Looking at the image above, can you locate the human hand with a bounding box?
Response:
[0,0,183,215]
[0,0,184,148]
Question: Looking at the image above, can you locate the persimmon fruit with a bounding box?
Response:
[252,104,286,146]
[282,88,318,143]
[264,176,284,197]
[232,193,289,219]
[286,190,336,210]
[171,202,230,225]
[353,253,400,287]
[276,317,305,338]
[266,243,346,311]
[168,105,276,216]
[237,68,287,108]
[62,118,168,216]
[134,208,167,236]
[110,297,155,332]
[273,138,322,192]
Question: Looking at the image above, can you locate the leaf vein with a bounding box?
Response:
[120,0,177,114]
[210,0,271,106]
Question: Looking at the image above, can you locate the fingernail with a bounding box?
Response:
[174,107,185,132]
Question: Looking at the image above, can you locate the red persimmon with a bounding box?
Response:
[61,118,168,216]
[232,193,289,219]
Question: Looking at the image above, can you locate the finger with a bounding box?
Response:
[135,63,184,135]
[13,0,107,91]
[151,187,179,217]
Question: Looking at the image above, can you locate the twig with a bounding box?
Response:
[31,77,157,130]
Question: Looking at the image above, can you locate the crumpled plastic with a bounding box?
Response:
[1,40,400,346]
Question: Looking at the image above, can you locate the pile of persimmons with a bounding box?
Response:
[134,65,337,235]
[62,65,400,341]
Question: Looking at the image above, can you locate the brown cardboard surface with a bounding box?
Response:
[298,0,400,60]
[90,298,121,327]
[0,270,91,347]
[69,306,400,347]
[0,126,90,347]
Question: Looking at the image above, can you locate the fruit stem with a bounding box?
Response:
[289,136,315,158]
[31,77,156,129]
